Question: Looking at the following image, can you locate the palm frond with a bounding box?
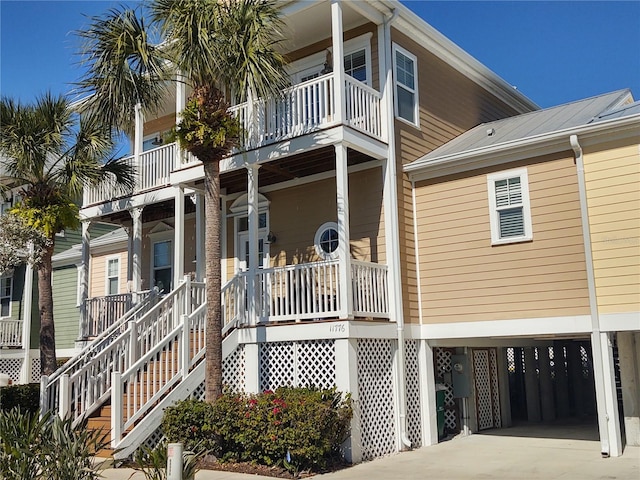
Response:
[74,6,172,133]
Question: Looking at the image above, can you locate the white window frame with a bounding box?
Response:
[392,43,419,128]
[289,33,373,86]
[314,222,339,260]
[0,275,12,319]
[487,168,533,245]
[105,255,121,296]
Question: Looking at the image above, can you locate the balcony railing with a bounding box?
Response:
[0,319,22,347]
[83,73,383,208]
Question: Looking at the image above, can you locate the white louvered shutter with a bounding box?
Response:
[495,177,524,238]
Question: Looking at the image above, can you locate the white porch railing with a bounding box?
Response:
[351,260,389,318]
[257,260,342,322]
[222,273,247,335]
[83,292,153,338]
[82,74,383,208]
[0,319,22,347]
[41,277,204,426]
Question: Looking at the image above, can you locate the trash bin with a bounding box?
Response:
[435,384,447,440]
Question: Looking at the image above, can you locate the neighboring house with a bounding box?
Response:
[0,215,118,384]
[405,92,640,453]
[37,0,638,464]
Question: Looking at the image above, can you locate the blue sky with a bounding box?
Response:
[1,1,639,109]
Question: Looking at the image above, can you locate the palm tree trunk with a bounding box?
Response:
[204,159,223,402]
[38,243,57,375]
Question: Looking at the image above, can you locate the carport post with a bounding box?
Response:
[523,347,541,422]
[418,340,438,445]
[538,346,555,422]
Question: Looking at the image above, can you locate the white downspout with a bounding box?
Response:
[383,8,411,450]
[571,134,621,457]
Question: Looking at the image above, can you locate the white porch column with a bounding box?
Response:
[195,192,206,282]
[419,340,438,446]
[174,185,185,289]
[335,144,353,318]
[134,103,144,190]
[592,332,623,457]
[247,165,260,325]
[20,258,34,383]
[335,338,361,463]
[331,0,345,123]
[78,220,91,338]
[175,71,186,169]
[129,207,144,293]
[538,346,556,422]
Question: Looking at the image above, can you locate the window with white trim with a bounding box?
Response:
[314,222,339,260]
[487,168,533,245]
[393,44,419,126]
[106,256,120,295]
[0,276,12,318]
[344,49,367,83]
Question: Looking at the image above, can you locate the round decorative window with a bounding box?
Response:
[314,222,339,260]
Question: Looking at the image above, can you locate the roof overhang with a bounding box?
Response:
[405,113,640,182]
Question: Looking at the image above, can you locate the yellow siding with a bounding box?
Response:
[584,139,640,314]
[414,153,591,324]
[267,168,386,267]
[90,251,129,297]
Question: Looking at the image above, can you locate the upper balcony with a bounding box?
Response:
[83,71,384,208]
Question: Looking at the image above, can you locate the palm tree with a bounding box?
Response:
[0,93,134,375]
[76,0,288,400]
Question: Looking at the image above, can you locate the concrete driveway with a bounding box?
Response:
[102,423,639,480]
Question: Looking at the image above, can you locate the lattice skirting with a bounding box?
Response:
[357,338,396,460]
[434,347,457,432]
[0,355,41,383]
[405,340,422,448]
[259,340,336,391]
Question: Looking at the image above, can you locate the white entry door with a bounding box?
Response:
[238,233,269,272]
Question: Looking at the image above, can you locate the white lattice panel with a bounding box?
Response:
[473,350,493,430]
[223,344,245,392]
[141,427,166,451]
[0,358,22,382]
[404,340,422,448]
[490,349,501,428]
[259,342,295,391]
[357,338,396,460]
[434,348,457,431]
[191,382,206,401]
[580,345,590,379]
[30,358,41,382]
[295,340,335,389]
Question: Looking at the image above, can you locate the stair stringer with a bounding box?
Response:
[113,327,242,460]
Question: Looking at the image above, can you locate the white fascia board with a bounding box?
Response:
[80,186,178,220]
[382,0,538,113]
[420,315,593,340]
[599,312,640,333]
[406,114,640,181]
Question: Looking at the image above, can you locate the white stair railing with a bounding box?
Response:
[111,302,207,448]
[222,273,248,335]
[41,277,202,425]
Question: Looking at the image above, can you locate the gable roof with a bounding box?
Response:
[405,90,639,180]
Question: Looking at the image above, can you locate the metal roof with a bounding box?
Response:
[408,89,632,167]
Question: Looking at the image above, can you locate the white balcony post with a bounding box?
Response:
[134,103,144,190]
[78,220,91,339]
[130,207,144,294]
[58,374,70,419]
[195,193,205,281]
[175,71,186,169]
[335,144,353,318]
[20,244,34,383]
[174,185,185,290]
[247,164,260,325]
[331,0,345,123]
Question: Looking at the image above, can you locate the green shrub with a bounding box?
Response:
[161,387,352,474]
[161,398,219,453]
[0,383,40,413]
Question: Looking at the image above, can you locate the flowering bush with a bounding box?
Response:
[161,387,352,473]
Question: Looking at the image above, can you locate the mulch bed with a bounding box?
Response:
[199,455,350,478]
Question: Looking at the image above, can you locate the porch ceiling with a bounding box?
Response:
[220,146,373,194]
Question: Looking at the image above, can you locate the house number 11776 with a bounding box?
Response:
[329,324,345,333]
